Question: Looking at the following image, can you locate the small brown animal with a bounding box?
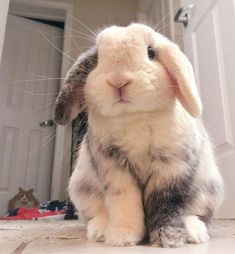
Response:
[8,187,40,213]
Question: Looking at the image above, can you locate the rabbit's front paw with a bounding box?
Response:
[87,215,108,242]
[150,225,187,248]
[105,225,143,246]
[184,215,210,243]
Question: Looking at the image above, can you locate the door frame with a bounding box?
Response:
[0,0,10,63]
[7,0,74,200]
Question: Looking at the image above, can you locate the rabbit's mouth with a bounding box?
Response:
[113,94,132,105]
[114,98,131,104]
[113,86,132,104]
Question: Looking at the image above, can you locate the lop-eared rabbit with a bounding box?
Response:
[54,23,224,247]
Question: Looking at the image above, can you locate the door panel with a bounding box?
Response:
[181,0,235,217]
[0,15,63,215]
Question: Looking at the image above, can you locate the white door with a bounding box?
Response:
[180,0,235,218]
[0,15,63,215]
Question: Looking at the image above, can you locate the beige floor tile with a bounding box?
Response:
[0,220,234,254]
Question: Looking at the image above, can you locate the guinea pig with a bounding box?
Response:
[53,23,224,247]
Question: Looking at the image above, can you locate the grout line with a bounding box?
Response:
[10,241,32,254]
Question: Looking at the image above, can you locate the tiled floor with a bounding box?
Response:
[0,220,235,254]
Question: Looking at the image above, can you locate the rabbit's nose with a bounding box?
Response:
[107,75,131,89]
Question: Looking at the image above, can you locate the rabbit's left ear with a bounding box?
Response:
[53,47,98,125]
[158,43,202,118]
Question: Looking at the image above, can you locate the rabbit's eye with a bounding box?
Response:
[147,46,155,60]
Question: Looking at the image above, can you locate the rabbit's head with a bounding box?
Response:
[54,23,202,124]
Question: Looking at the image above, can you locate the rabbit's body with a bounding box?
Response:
[54,23,224,247]
[69,104,223,246]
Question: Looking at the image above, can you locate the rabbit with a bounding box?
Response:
[53,23,224,247]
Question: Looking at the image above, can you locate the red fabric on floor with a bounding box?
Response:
[0,207,65,220]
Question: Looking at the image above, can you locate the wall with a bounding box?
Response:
[8,0,139,59]
[70,0,139,57]
[137,0,183,49]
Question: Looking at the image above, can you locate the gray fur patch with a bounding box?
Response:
[101,144,142,189]
[150,223,187,248]
[86,136,98,174]
[53,47,97,125]
[178,145,200,170]
[204,181,221,195]
[144,145,199,246]
[148,144,199,169]
[148,146,170,164]
[159,155,169,163]
[65,47,98,86]
[195,180,223,224]
[198,207,213,225]
[77,180,101,196]
[145,173,194,229]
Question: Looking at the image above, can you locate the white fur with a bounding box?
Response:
[87,215,107,242]
[103,167,145,246]
[184,215,209,243]
[68,142,108,241]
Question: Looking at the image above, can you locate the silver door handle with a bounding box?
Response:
[174,4,194,27]
[39,119,54,127]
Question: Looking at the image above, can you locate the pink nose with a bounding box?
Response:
[108,75,131,88]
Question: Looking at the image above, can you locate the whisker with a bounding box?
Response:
[70,16,97,37]
[154,9,174,31]
[29,72,49,79]
[51,34,95,43]
[33,93,81,111]
[36,27,75,63]
[18,130,57,163]
[70,113,88,162]
[71,37,83,53]
[20,89,59,96]
[154,5,180,32]
[70,35,95,42]
[13,77,63,84]
[66,130,77,162]
[157,20,174,34]
[33,99,57,111]
[66,27,96,40]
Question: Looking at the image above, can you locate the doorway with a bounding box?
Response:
[0,13,64,215]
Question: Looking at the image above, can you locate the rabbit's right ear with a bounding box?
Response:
[157,41,202,118]
[53,47,98,125]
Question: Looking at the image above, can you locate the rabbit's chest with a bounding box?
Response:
[90,111,193,185]
[116,120,194,187]
[127,142,181,183]
[116,119,178,159]
[113,126,184,184]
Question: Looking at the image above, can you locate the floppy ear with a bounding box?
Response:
[157,42,202,118]
[53,47,98,125]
